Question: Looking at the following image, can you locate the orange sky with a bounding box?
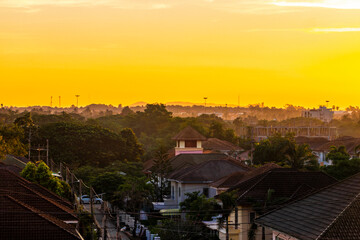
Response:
[1,0,360,108]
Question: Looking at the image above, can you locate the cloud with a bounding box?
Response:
[271,0,360,9]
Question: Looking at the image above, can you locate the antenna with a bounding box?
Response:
[75,95,80,108]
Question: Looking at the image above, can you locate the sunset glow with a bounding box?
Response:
[1,0,360,108]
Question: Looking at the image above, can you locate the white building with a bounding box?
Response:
[302,106,334,123]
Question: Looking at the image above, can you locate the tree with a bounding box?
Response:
[354,144,360,158]
[34,122,143,167]
[120,106,134,116]
[0,124,27,159]
[285,143,319,171]
[157,219,219,240]
[253,133,318,170]
[91,172,125,201]
[21,161,71,199]
[322,157,360,180]
[149,146,172,201]
[179,192,221,221]
[112,173,153,237]
[326,145,350,164]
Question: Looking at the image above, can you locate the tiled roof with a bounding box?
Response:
[0,195,81,240]
[167,159,250,183]
[0,162,22,175]
[256,172,360,240]
[0,169,76,221]
[0,166,80,239]
[167,153,229,171]
[202,138,242,151]
[172,126,207,141]
[211,163,281,189]
[228,168,337,205]
[295,136,360,154]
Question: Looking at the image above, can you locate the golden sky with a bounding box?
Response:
[1,0,360,108]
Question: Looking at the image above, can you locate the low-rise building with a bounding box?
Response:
[256,171,360,240]
[217,168,337,240]
[302,106,334,123]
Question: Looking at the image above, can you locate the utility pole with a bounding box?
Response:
[46,139,49,166]
[59,96,61,108]
[226,216,229,240]
[204,97,207,114]
[28,129,31,161]
[75,95,80,108]
[50,96,53,107]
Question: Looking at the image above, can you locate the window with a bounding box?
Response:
[179,187,181,197]
[249,212,256,223]
[185,140,197,148]
[203,188,209,198]
[171,186,175,199]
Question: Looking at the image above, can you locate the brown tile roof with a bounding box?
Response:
[0,195,81,240]
[228,168,337,205]
[211,163,281,189]
[167,153,230,172]
[167,159,250,183]
[172,126,207,141]
[256,172,360,240]
[0,169,76,221]
[202,138,242,152]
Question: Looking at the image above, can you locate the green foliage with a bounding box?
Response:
[326,145,350,164]
[253,133,319,170]
[156,219,219,240]
[112,174,153,212]
[323,158,360,180]
[21,161,71,199]
[77,210,98,240]
[149,145,172,201]
[179,192,221,221]
[33,122,143,167]
[0,124,27,159]
[91,172,124,201]
[322,147,360,180]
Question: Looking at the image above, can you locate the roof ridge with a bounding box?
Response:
[316,190,360,240]
[6,195,80,239]
[256,172,360,228]
[19,182,76,217]
[235,170,272,201]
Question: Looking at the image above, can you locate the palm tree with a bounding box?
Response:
[285,143,318,170]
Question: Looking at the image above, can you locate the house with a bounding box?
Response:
[165,159,250,207]
[0,165,82,240]
[217,168,337,240]
[210,163,281,195]
[172,126,207,155]
[296,136,360,166]
[256,171,360,240]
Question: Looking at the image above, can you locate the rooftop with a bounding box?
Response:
[167,159,250,183]
[256,172,360,240]
[172,126,207,141]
